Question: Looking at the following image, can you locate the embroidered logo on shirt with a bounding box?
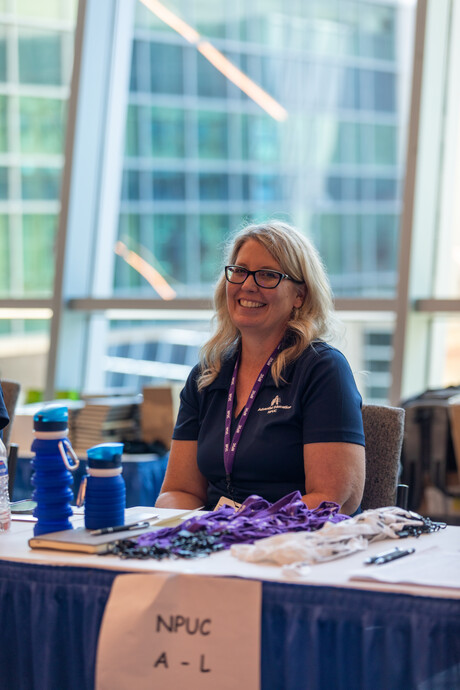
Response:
[257,395,292,414]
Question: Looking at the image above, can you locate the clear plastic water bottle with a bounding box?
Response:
[0,437,11,533]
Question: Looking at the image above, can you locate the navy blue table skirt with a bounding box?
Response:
[1,560,459,690]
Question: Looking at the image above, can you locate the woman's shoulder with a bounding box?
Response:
[292,341,361,404]
[186,352,237,391]
[188,361,203,379]
[284,341,356,386]
[297,340,349,366]
[179,362,205,401]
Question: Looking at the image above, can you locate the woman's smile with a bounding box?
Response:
[238,298,266,308]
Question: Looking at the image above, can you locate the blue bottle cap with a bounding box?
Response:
[34,405,69,432]
[87,443,124,469]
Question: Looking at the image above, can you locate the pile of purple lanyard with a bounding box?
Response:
[108,491,349,560]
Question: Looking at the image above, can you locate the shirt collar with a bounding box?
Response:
[206,350,288,391]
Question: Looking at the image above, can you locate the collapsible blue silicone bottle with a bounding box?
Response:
[84,443,125,530]
[31,405,80,536]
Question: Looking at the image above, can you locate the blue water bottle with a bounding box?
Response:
[84,443,126,530]
[31,405,80,536]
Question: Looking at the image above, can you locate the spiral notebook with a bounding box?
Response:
[28,523,156,554]
[28,508,203,554]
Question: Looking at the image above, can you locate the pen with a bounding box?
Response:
[364,547,415,565]
[90,516,159,536]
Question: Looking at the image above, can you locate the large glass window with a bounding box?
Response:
[1,0,457,414]
[104,315,211,390]
[199,214,230,282]
[0,167,8,199]
[197,111,228,159]
[0,214,9,296]
[152,107,185,158]
[0,4,75,389]
[18,30,65,86]
[22,214,57,295]
[0,27,6,82]
[19,97,66,154]
[21,167,61,200]
[16,0,76,22]
[97,0,416,403]
[0,95,7,151]
[0,0,424,407]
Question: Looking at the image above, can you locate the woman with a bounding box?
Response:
[156,221,365,515]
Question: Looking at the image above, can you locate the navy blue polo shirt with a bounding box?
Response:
[173,341,365,508]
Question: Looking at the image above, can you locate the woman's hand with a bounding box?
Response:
[302,442,365,515]
[155,439,208,509]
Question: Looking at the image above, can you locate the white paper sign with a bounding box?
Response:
[96,573,262,690]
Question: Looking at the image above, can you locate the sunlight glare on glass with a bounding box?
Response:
[138,0,288,122]
[114,241,177,300]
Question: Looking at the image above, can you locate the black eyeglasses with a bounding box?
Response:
[225,265,298,289]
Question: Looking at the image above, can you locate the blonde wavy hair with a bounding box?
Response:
[197,220,336,390]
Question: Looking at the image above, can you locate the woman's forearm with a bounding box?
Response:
[301,491,337,510]
[155,490,205,509]
[302,491,358,515]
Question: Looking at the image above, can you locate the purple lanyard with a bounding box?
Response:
[224,343,281,484]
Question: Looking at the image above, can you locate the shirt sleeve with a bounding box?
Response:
[172,364,202,441]
[0,385,9,438]
[301,346,365,446]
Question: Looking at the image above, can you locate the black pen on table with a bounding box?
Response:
[90,516,159,536]
[365,546,415,565]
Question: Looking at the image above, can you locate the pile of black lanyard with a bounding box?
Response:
[109,527,227,560]
[397,515,447,539]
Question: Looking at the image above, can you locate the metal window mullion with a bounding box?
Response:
[46,0,136,398]
[6,19,23,298]
[83,0,136,393]
[89,2,134,296]
[45,0,87,400]
[433,0,460,299]
[389,0,428,405]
